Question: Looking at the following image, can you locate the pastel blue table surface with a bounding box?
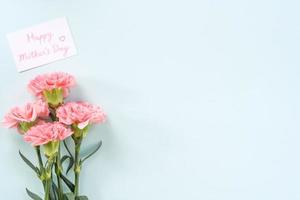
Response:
[0,0,300,199]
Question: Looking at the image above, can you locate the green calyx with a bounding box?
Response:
[19,121,35,133]
[39,169,51,181]
[43,88,64,107]
[71,124,90,139]
[43,141,59,158]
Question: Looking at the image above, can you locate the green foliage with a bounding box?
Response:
[61,173,75,193]
[61,155,74,174]
[51,180,59,200]
[63,140,74,159]
[19,130,103,200]
[76,196,89,200]
[26,188,43,200]
[19,151,39,174]
[81,141,102,163]
[64,193,75,200]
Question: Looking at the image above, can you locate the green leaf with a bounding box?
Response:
[61,174,75,192]
[51,180,58,200]
[19,151,39,174]
[66,158,74,174]
[76,196,89,200]
[81,141,102,163]
[63,140,74,159]
[64,192,75,200]
[26,188,43,200]
[61,155,70,163]
[61,155,74,174]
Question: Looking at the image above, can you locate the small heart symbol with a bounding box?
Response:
[59,35,66,42]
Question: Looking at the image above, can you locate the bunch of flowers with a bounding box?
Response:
[2,72,106,200]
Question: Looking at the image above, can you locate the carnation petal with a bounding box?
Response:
[78,120,90,129]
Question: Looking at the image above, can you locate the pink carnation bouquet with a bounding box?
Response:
[2,72,106,200]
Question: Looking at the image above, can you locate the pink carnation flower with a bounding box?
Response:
[56,102,106,129]
[2,100,49,128]
[24,122,73,146]
[34,99,50,118]
[28,72,76,98]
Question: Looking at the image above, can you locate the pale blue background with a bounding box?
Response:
[0,0,300,199]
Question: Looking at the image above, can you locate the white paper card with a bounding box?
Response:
[7,17,77,72]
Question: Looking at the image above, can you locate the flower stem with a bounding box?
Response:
[44,158,54,200]
[74,138,82,197]
[45,178,51,200]
[35,146,46,188]
[55,143,63,200]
